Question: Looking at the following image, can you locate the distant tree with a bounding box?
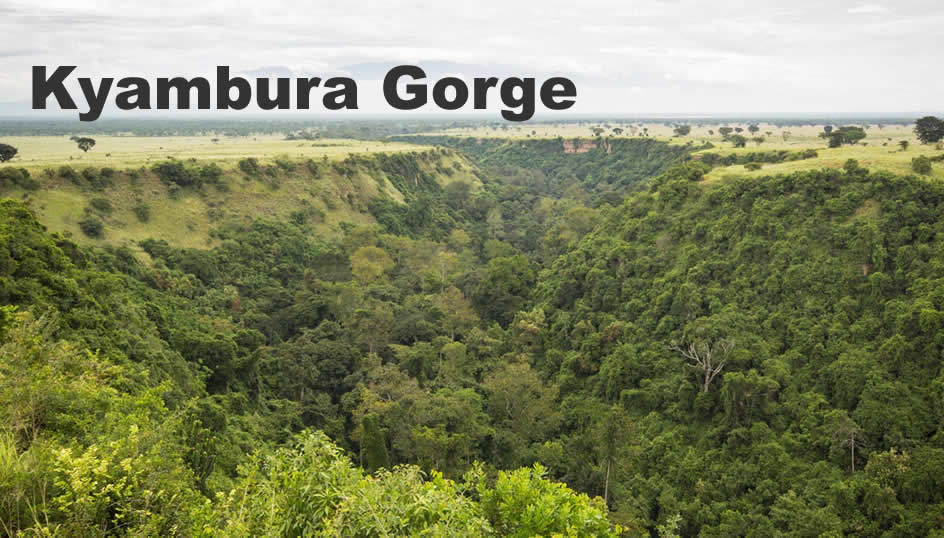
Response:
[911,155,932,174]
[70,136,96,152]
[0,143,17,162]
[591,127,605,137]
[899,140,910,151]
[718,127,733,138]
[433,286,477,340]
[752,136,765,146]
[822,126,866,147]
[734,127,744,133]
[611,127,623,135]
[782,131,792,142]
[708,129,714,136]
[914,116,944,144]
[823,125,834,135]
[350,246,394,285]
[670,339,734,392]
[729,134,747,148]
[747,124,760,135]
[673,125,692,137]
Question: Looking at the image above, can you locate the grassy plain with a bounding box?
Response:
[426,121,944,181]
[1,135,427,170]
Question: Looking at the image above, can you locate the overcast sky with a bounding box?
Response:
[1,0,942,119]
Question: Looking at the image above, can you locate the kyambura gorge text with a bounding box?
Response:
[32,65,577,121]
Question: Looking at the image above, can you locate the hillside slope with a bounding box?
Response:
[3,131,944,535]
[0,148,482,251]
[532,162,944,535]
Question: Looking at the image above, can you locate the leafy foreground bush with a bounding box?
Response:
[0,312,615,537]
[193,431,617,537]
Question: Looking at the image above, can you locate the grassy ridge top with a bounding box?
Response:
[1,135,430,170]
[413,121,944,182]
[1,147,481,252]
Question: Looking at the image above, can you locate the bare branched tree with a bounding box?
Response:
[830,413,864,472]
[670,339,734,392]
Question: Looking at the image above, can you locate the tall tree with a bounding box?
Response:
[914,116,944,144]
[670,339,734,392]
[0,143,17,162]
[70,136,96,152]
[595,405,633,504]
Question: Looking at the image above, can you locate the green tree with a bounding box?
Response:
[350,245,394,284]
[914,116,944,144]
[0,143,17,162]
[360,413,391,472]
[473,255,535,326]
[479,464,619,537]
[911,155,932,175]
[70,136,96,152]
[595,405,634,504]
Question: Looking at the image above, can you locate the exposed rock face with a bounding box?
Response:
[562,140,598,154]
[562,139,613,154]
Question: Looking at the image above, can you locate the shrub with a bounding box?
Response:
[0,168,40,191]
[238,158,260,176]
[88,198,113,215]
[153,161,196,187]
[81,168,101,188]
[199,163,223,185]
[745,162,763,171]
[274,155,296,172]
[306,159,322,178]
[58,166,80,184]
[132,202,151,222]
[78,215,104,238]
[912,155,932,175]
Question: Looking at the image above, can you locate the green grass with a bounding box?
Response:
[2,143,481,253]
[0,135,430,170]
[699,141,944,183]
[418,121,944,182]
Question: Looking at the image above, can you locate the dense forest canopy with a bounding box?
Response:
[1,126,943,535]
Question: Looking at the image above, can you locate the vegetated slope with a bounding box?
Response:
[394,135,694,203]
[7,125,944,536]
[532,161,944,535]
[0,198,618,536]
[0,134,699,535]
[0,148,482,251]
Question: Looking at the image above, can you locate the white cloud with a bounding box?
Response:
[848,4,888,14]
[2,0,942,116]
